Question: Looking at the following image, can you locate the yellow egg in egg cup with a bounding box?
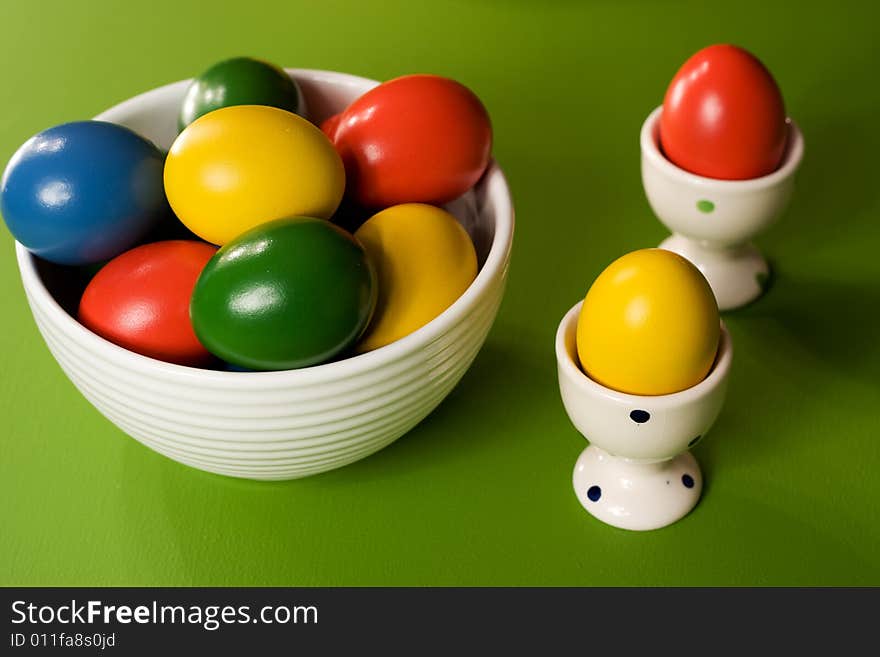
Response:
[557,301,732,530]
[557,249,733,531]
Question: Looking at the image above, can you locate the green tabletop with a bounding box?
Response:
[2,0,878,586]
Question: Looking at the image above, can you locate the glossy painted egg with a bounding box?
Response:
[178,56,303,131]
[660,44,787,180]
[1,121,166,265]
[78,240,217,365]
[355,203,477,352]
[331,75,492,207]
[190,217,376,370]
[576,249,720,395]
[164,105,344,245]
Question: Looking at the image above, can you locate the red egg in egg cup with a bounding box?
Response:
[640,106,804,310]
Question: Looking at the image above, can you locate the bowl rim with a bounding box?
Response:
[555,300,733,407]
[640,105,804,192]
[15,68,515,387]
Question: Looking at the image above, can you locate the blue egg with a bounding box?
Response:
[1,121,166,265]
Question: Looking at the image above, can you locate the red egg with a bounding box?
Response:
[330,74,492,207]
[78,240,217,366]
[659,44,787,180]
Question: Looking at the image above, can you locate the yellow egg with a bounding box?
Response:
[354,203,477,352]
[576,248,719,395]
[164,105,344,245]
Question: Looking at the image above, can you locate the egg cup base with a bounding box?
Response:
[573,445,702,531]
[660,233,769,311]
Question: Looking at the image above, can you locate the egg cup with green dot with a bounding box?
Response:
[556,301,733,531]
[640,106,804,311]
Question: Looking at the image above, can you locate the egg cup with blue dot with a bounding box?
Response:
[640,106,804,311]
[555,301,733,531]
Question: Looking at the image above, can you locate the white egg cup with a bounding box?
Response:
[640,106,804,310]
[555,302,733,530]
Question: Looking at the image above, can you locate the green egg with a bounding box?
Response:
[190,217,376,371]
[179,56,303,131]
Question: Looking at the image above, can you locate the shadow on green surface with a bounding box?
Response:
[764,109,880,253]
[114,336,551,582]
[730,270,880,386]
[697,268,880,484]
[311,336,553,484]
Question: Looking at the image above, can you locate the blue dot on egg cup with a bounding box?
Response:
[555,301,733,531]
[639,106,804,312]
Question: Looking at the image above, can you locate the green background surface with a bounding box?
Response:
[2,0,878,586]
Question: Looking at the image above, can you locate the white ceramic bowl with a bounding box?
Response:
[555,301,732,530]
[641,106,804,310]
[15,69,515,480]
